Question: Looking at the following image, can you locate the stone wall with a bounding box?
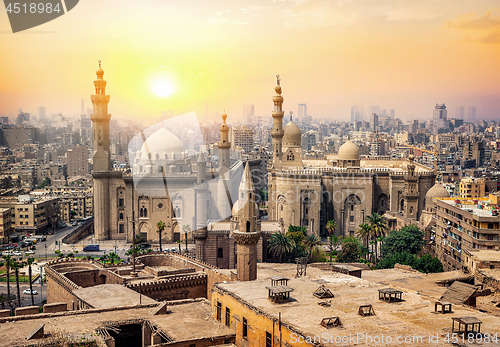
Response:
[126,274,207,301]
[43,302,68,314]
[15,306,39,316]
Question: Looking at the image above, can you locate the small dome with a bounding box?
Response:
[139,127,184,161]
[96,67,104,77]
[338,140,359,160]
[282,121,301,147]
[426,182,449,207]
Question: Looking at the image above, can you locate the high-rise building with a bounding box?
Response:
[370,113,378,130]
[39,106,46,121]
[243,104,255,124]
[390,109,395,118]
[230,125,254,152]
[67,145,89,177]
[0,117,8,124]
[433,104,447,121]
[456,106,465,120]
[298,103,307,122]
[368,105,380,117]
[467,106,477,123]
[350,104,364,123]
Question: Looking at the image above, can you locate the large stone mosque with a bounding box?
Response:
[91,64,437,270]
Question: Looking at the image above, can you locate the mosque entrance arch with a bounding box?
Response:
[343,194,362,237]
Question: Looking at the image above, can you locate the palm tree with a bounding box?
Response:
[0,294,5,310]
[365,213,388,262]
[326,220,338,262]
[126,247,140,257]
[302,234,322,261]
[156,220,166,252]
[356,223,372,261]
[107,252,120,265]
[267,232,294,263]
[26,257,36,306]
[1,255,12,304]
[9,258,26,308]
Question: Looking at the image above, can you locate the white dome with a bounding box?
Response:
[140,127,184,160]
[338,140,359,160]
[282,121,301,147]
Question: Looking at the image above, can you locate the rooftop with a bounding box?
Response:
[216,264,500,346]
[73,284,157,308]
[0,299,233,347]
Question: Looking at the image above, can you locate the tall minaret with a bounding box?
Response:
[91,61,111,241]
[233,163,261,281]
[218,111,231,171]
[403,154,419,220]
[271,75,284,168]
[91,60,111,171]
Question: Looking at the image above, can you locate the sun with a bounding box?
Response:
[151,77,176,98]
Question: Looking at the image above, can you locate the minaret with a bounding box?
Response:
[91,60,111,171]
[271,75,284,169]
[232,163,261,281]
[218,111,231,171]
[90,61,111,241]
[403,154,419,220]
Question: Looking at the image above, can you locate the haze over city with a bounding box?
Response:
[1,0,500,125]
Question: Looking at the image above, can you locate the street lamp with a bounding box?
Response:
[39,265,43,305]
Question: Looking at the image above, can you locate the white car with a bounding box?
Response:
[23,289,38,295]
[25,250,35,255]
[12,251,22,256]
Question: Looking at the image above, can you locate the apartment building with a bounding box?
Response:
[0,195,60,234]
[0,208,13,244]
[459,178,486,199]
[432,195,500,271]
[59,194,93,222]
[229,126,254,152]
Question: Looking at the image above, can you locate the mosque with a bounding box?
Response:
[91,63,438,270]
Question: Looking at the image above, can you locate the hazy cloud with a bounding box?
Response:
[208,6,270,25]
[279,0,447,29]
[445,8,500,44]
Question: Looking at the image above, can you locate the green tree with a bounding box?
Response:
[106,252,120,265]
[135,233,147,244]
[37,177,51,189]
[156,220,166,252]
[0,294,5,310]
[381,225,425,258]
[337,241,361,263]
[302,234,322,261]
[126,247,140,257]
[326,220,338,262]
[9,258,26,308]
[365,213,388,262]
[377,252,443,273]
[26,257,36,306]
[267,233,294,262]
[1,255,11,305]
[356,223,372,261]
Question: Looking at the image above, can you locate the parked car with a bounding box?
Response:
[139,243,151,249]
[2,251,13,256]
[12,251,22,256]
[23,289,38,295]
[171,247,177,253]
[30,245,36,250]
[83,244,100,252]
[25,250,35,255]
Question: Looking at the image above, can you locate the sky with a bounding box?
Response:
[1,0,500,125]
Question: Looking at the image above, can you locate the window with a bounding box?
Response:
[242,318,248,338]
[118,198,124,207]
[143,208,148,217]
[266,332,272,347]
[246,221,251,232]
[216,301,221,321]
[119,224,124,233]
[350,215,354,222]
[225,307,230,326]
[218,247,224,258]
[119,213,124,220]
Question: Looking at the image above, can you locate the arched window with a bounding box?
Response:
[410,206,414,214]
[246,221,251,232]
[400,199,404,212]
[218,247,223,258]
[119,213,124,220]
[144,208,148,218]
[140,208,144,218]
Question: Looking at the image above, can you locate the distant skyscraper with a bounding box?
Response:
[433,104,447,121]
[243,104,255,124]
[467,106,476,123]
[370,113,378,130]
[39,106,46,120]
[368,105,380,117]
[390,109,395,118]
[67,145,89,177]
[298,103,307,121]
[350,104,364,123]
[456,106,465,120]
[0,117,8,124]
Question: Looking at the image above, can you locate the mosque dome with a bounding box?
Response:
[338,140,359,160]
[139,127,184,160]
[282,121,301,147]
[425,182,450,208]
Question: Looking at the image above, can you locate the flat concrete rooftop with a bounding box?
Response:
[73,284,157,308]
[217,264,500,346]
[0,299,233,347]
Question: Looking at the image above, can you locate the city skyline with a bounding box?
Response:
[1,1,500,124]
